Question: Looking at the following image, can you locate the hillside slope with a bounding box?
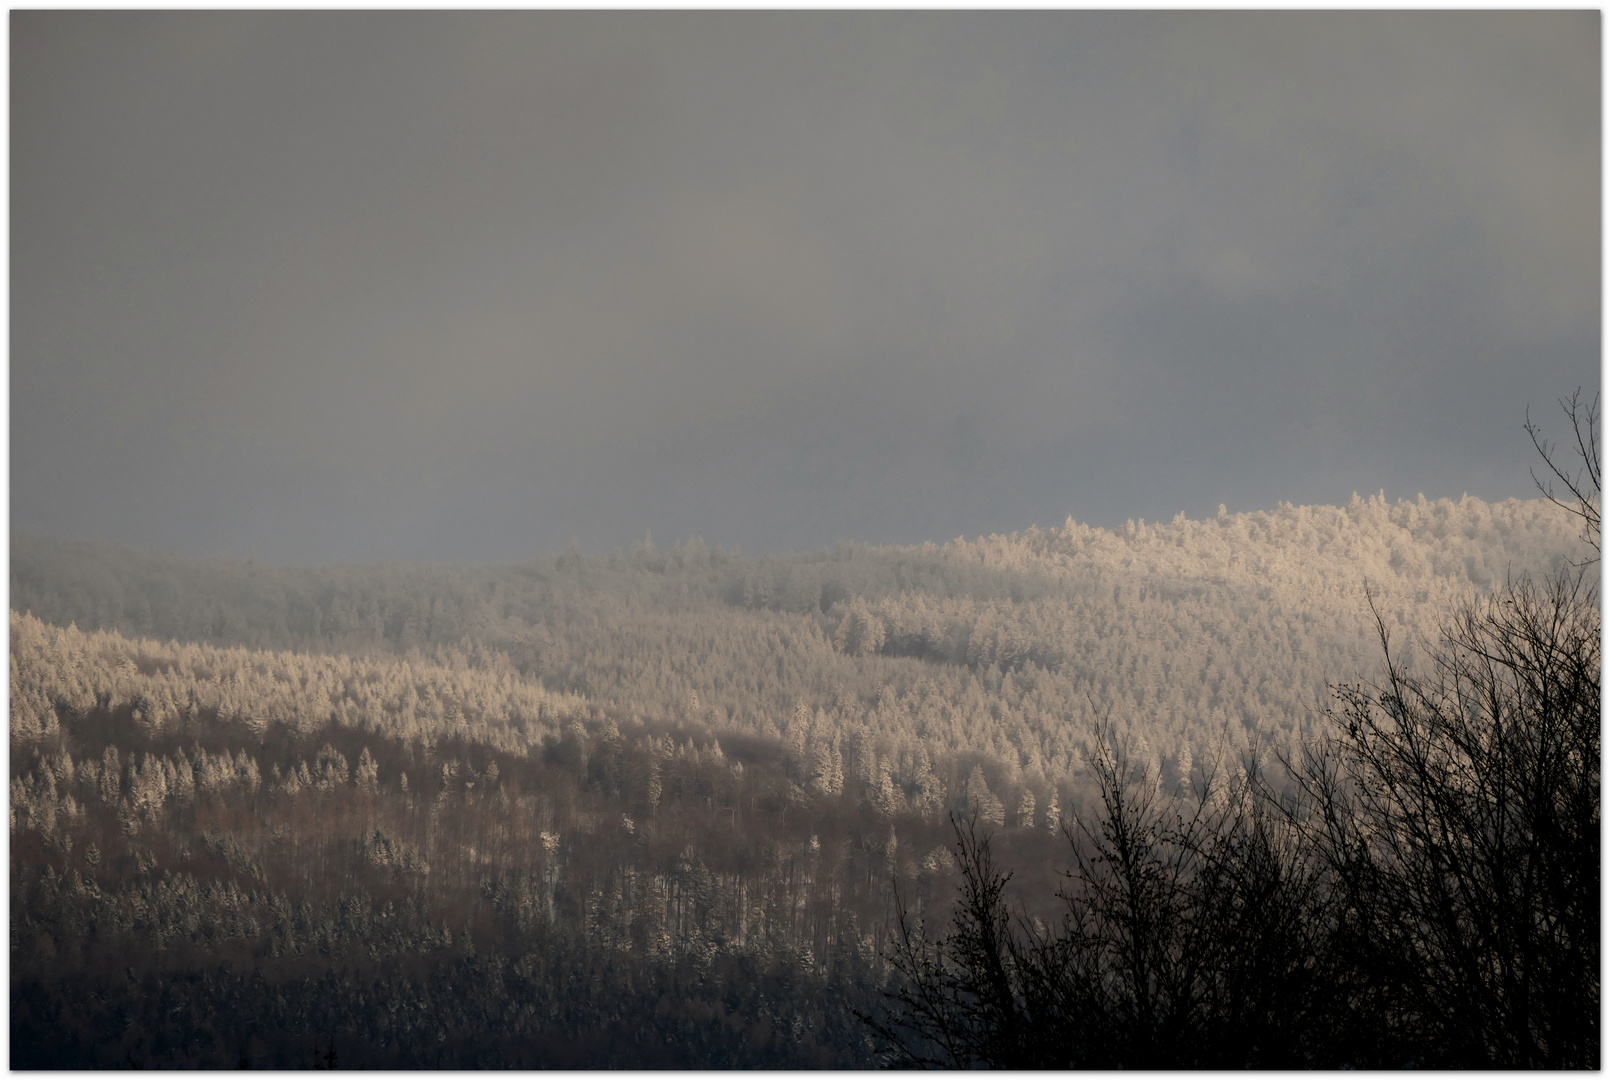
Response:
[13,493,1587,794]
[10,492,1588,1065]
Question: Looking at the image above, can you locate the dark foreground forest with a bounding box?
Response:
[876,558,1598,1067]
[10,400,1600,1067]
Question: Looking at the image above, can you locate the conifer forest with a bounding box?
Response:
[10,445,1600,1066]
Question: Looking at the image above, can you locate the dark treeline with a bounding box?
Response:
[11,694,883,1066]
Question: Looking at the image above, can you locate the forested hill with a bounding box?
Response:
[12,492,1586,795]
[10,492,1590,1066]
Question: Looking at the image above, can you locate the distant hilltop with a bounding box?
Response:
[10,492,1588,794]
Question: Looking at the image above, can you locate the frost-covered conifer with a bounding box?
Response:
[99,747,121,805]
[872,758,900,818]
[964,765,1005,827]
[1015,788,1036,830]
[646,760,662,815]
[355,747,380,793]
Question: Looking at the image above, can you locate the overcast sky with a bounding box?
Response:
[12,12,1600,563]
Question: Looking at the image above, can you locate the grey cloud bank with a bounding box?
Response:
[11,12,1599,562]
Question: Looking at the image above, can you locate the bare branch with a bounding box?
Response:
[1526,388,1600,557]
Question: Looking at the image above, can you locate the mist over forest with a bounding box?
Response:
[9,491,1592,1066]
[10,8,1598,1068]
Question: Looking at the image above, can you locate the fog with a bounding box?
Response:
[11,12,1599,562]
